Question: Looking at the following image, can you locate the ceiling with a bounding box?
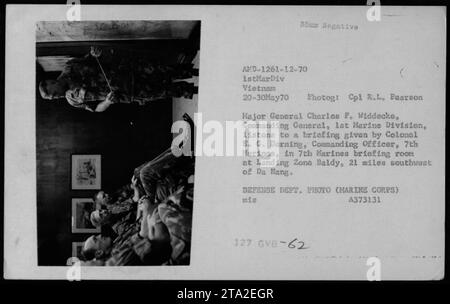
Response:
[36,21,199,42]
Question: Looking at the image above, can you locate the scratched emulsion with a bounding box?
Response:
[36,21,197,42]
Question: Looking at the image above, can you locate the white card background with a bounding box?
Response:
[4,5,446,280]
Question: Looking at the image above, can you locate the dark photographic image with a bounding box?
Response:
[36,20,200,266]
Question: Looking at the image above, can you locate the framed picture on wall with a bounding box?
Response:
[71,242,85,259]
[71,198,100,233]
[71,154,101,190]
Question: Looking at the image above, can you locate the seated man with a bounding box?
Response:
[134,147,194,205]
[156,182,194,265]
[82,197,172,266]
[93,183,134,208]
[90,175,160,241]
[90,179,142,229]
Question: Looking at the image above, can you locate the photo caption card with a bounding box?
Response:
[4,5,445,280]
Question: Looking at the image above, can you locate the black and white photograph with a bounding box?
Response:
[36,20,200,266]
[3,4,446,286]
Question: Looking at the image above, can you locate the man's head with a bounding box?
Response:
[38,79,66,100]
[93,190,111,206]
[82,234,112,261]
[90,209,110,227]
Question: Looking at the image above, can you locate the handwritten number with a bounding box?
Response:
[288,238,308,250]
[288,238,297,249]
[297,240,307,250]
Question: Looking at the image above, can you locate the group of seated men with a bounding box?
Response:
[79,146,194,266]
